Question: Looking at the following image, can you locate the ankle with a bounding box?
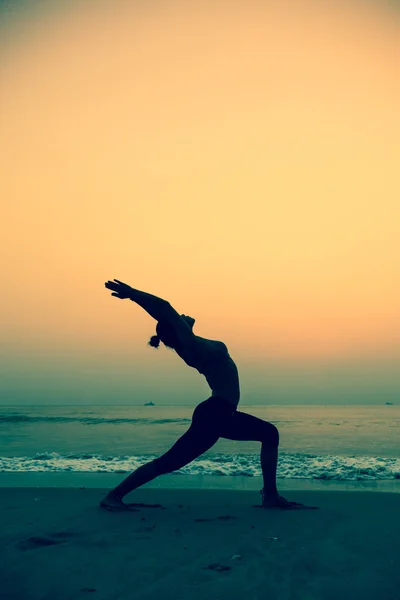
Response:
[108,489,123,501]
[261,487,278,498]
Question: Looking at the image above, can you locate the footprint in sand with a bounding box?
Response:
[17,532,77,551]
[17,536,63,551]
[202,563,231,572]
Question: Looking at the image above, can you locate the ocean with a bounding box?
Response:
[0,404,399,482]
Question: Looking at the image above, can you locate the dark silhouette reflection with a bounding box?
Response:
[100,279,318,511]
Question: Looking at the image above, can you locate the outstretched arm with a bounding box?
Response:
[105,279,170,321]
[105,279,195,345]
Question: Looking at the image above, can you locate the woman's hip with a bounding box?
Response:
[192,396,236,427]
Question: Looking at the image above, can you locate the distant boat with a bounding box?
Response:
[385,402,394,405]
[144,401,155,406]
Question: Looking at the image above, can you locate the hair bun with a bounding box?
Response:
[148,335,160,348]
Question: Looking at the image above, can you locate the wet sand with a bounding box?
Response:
[1,486,399,600]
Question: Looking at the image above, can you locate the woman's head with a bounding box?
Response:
[148,315,195,351]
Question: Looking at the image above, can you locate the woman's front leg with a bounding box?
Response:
[100,423,219,510]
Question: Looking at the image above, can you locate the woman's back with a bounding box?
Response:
[177,336,241,407]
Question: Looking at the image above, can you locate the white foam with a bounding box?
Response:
[0,452,399,481]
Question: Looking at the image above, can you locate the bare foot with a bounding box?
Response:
[258,492,319,510]
[99,494,138,512]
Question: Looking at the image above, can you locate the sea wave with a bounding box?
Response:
[1,452,399,481]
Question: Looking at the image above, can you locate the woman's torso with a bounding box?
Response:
[177,336,240,408]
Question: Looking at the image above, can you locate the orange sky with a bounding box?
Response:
[1,0,399,405]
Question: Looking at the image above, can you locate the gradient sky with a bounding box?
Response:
[1,0,399,405]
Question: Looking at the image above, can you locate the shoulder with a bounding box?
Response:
[161,303,196,346]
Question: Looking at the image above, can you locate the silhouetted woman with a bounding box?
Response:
[100,279,318,511]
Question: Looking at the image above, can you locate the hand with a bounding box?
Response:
[105,279,133,300]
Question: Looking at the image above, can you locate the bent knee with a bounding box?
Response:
[262,422,279,447]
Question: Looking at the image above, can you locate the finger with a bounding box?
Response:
[111,293,122,298]
[114,279,124,284]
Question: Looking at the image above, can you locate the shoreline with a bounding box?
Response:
[0,471,399,493]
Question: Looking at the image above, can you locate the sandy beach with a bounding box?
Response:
[1,483,399,600]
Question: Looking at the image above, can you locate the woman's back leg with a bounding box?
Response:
[220,410,280,496]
